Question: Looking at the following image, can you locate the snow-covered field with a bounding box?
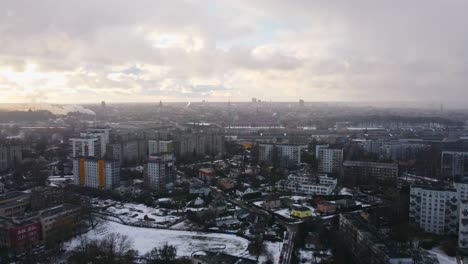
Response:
[67,220,249,257]
[259,241,282,263]
[93,199,181,227]
[429,248,457,264]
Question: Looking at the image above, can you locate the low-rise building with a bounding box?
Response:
[199,168,215,182]
[316,201,337,214]
[0,216,41,250]
[291,204,312,218]
[39,204,81,241]
[276,174,337,196]
[343,161,399,185]
[0,191,31,217]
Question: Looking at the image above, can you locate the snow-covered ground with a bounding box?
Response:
[258,241,282,263]
[67,220,249,257]
[429,247,457,264]
[93,199,181,228]
[275,208,292,219]
[296,249,332,263]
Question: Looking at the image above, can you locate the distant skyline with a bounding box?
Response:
[0,1,467,104]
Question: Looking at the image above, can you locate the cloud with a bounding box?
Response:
[0,0,467,104]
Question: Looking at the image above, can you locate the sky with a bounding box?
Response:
[0,0,467,104]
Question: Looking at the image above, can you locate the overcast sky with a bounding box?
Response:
[0,0,467,104]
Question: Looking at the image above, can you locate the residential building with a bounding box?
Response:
[259,143,302,168]
[72,157,120,189]
[441,151,468,180]
[106,140,148,165]
[343,161,399,185]
[459,201,468,251]
[317,148,343,174]
[69,137,101,158]
[291,204,312,218]
[0,144,22,172]
[80,128,111,157]
[199,168,215,182]
[145,154,174,191]
[148,140,173,155]
[409,185,458,235]
[380,142,429,161]
[276,174,337,196]
[317,201,337,214]
[339,212,416,264]
[174,132,224,158]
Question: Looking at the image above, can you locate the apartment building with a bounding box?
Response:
[343,161,399,185]
[72,157,120,189]
[409,185,458,235]
[148,140,173,155]
[441,151,468,180]
[317,148,343,174]
[259,143,302,168]
[145,154,174,191]
[0,144,22,172]
[276,174,337,196]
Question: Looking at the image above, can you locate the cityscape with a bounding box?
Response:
[1,1,468,264]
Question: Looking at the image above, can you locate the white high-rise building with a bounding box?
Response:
[145,154,174,191]
[80,129,111,157]
[318,148,343,174]
[459,201,468,250]
[441,151,468,180]
[72,157,120,189]
[69,137,101,158]
[148,140,173,155]
[409,185,459,235]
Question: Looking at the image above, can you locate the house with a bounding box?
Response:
[189,184,211,196]
[199,168,215,182]
[291,204,313,218]
[316,201,337,214]
[184,197,208,212]
[262,194,282,210]
[217,178,236,190]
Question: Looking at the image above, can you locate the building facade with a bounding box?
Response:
[259,143,302,168]
[145,154,174,191]
[0,144,22,172]
[72,157,120,189]
[409,185,459,235]
[343,161,399,185]
[317,148,343,174]
[148,140,173,155]
[441,151,468,180]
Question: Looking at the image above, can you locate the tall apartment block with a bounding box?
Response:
[317,148,343,174]
[409,185,459,235]
[0,144,22,172]
[259,143,302,168]
[69,137,101,158]
[148,140,173,155]
[441,151,468,180]
[72,157,120,189]
[145,154,174,192]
